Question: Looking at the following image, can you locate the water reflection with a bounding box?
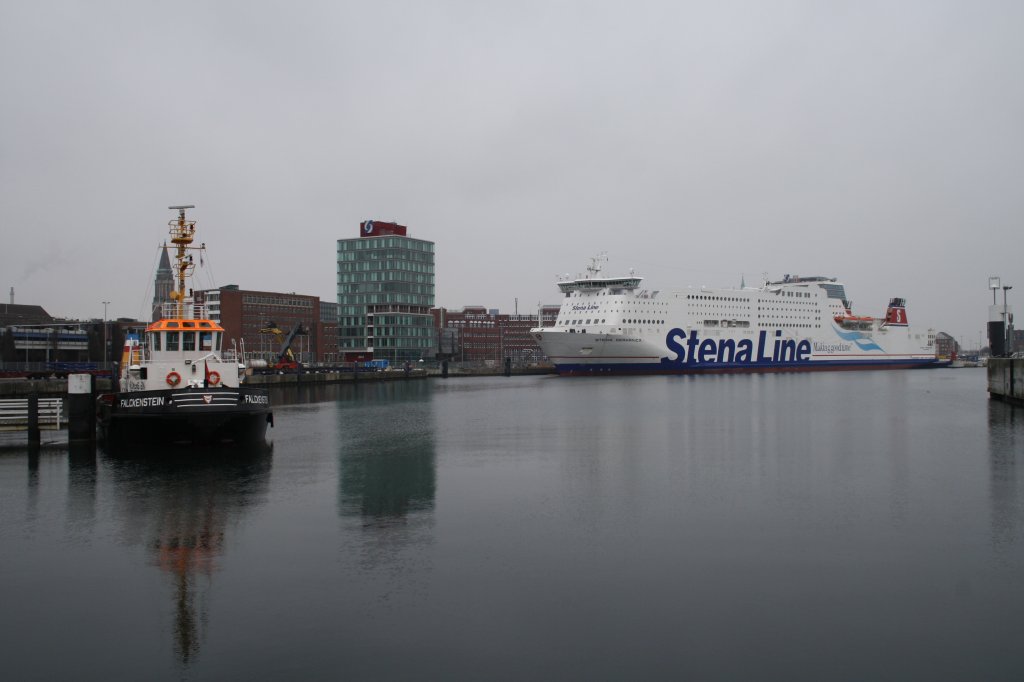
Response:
[271,382,352,406]
[338,381,436,523]
[101,443,272,665]
[66,442,97,538]
[336,381,436,601]
[269,378,428,407]
[988,400,1022,559]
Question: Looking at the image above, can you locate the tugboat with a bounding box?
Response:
[97,205,273,445]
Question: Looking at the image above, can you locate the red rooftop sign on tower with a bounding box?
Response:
[360,220,407,237]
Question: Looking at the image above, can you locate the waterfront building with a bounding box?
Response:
[432,305,560,365]
[320,301,339,363]
[197,286,331,364]
[336,220,436,365]
[935,332,959,360]
[0,304,93,363]
[0,303,51,327]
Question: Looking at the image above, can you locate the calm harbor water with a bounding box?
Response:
[2,369,1023,680]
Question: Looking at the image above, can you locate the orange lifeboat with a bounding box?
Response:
[835,311,875,329]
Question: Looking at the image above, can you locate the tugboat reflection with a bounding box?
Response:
[102,443,272,665]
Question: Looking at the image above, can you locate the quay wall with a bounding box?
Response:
[247,370,429,386]
[0,378,113,398]
[247,366,554,385]
[0,366,553,396]
[988,358,1024,406]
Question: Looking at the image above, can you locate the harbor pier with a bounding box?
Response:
[988,357,1024,406]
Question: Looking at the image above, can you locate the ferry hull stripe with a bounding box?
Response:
[555,357,945,375]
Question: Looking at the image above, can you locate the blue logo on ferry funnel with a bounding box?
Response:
[831,325,883,352]
[662,329,812,367]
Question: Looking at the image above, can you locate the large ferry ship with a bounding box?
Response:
[531,255,946,376]
[97,206,273,445]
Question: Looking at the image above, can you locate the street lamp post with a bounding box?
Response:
[102,301,110,365]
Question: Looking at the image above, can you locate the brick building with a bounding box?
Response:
[320,301,339,363]
[934,332,959,360]
[198,286,333,364]
[432,305,560,365]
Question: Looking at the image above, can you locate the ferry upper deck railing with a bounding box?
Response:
[557,276,643,293]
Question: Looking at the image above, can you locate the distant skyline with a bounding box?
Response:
[2,1,1021,347]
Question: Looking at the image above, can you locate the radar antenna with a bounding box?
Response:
[165,205,204,318]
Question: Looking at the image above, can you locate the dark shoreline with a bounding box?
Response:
[0,366,557,398]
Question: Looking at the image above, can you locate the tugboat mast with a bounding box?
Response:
[166,205,204,318]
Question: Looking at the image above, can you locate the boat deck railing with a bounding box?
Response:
[158,301,212,320]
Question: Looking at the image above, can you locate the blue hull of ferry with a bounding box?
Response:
[554,358,950,376]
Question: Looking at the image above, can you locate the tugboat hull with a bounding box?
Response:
[98,387,273,446]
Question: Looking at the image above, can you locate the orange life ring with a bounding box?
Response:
[208,371,221,386]
[166,371,181,387]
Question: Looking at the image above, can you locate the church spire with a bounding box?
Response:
[153,242,173,320]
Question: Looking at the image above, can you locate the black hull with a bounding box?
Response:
[98,386,273,446]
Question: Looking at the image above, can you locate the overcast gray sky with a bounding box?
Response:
[2,0,1021,347]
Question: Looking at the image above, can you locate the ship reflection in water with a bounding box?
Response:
[101,443,272,665]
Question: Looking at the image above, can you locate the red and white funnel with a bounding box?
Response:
[884,297,908,326]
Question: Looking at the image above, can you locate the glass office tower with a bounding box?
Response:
[336,220,436,365]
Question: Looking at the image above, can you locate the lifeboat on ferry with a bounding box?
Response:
[834,312,875,329]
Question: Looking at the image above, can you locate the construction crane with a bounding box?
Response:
[259,321,308,370]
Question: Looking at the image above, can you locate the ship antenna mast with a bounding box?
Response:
[167,205,197,318]
[586,252,608,278]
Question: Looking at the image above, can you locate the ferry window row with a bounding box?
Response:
[703,320,751,328]
[688,295,749,302]
[558,319,668,326]
[758,300,816,307]
[755,321,818,328]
